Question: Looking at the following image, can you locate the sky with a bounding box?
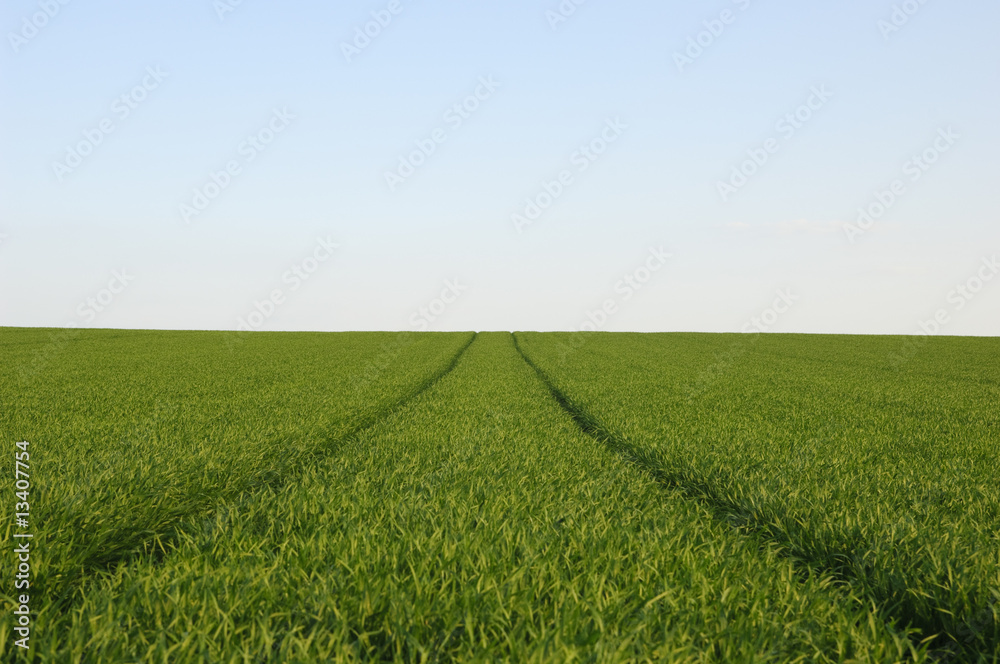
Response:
[1,0,998,335]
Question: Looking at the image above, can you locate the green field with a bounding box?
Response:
[1,328,997,662]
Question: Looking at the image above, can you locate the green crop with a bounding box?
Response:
[0,328,473,627]
[2,328,994,662]
[515,331,1000,662]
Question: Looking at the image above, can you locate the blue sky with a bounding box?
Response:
[1,0,998,334]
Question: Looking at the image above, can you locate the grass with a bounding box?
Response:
[1,328,996,662]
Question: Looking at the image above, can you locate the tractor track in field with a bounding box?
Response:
[511,332,988,661]
[48,332,479,610]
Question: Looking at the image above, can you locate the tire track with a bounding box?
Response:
[511,331,982,661]
[46,332,478,609]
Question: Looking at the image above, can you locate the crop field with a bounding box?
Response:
[1,328,997,662]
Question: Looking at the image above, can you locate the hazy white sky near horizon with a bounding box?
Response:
[1,0,998,335]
